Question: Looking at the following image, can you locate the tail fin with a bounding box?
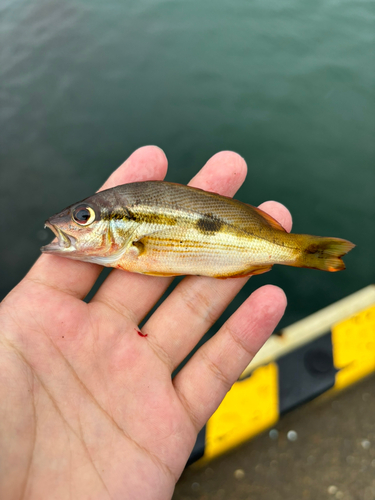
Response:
[295,236,355,272]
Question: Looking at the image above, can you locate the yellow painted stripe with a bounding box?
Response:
[333,304,375,390]
[201,362,279,462]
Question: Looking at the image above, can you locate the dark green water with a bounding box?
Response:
[1,0,374,330]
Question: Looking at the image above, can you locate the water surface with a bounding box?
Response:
[1,0,374,329]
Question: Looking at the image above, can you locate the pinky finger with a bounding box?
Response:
[173,285,287,432]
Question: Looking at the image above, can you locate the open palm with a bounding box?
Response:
[0,147,291,500]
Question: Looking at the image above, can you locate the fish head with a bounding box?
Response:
[41,199,105,257]
[41,193,125,261]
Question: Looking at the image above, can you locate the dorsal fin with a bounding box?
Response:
[246,204,287,232]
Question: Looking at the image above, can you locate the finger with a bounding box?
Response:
[99,146,168,191]
[173,285,287,431]
[24,146,168,299]
[91,151,248,324]
[258,201,293,233]
[143,201,292,371]
[188,151,247,193]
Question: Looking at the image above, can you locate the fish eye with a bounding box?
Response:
[72,205,96,226]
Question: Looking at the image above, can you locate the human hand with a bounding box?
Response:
[0,147,291,500]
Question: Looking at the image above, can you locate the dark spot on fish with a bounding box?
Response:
[124,208,137,221]
[305,243,327,259]
[102,207,177,225]
[125,209,177,226]
[196,213,223,233]
[305,244,319,254]
[101,207,132,221]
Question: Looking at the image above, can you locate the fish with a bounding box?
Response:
[41,181,355,278]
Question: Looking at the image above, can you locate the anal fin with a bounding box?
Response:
[213,264,273,279]
[139,270,183,277]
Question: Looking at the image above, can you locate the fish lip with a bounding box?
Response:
[41,221,77,253]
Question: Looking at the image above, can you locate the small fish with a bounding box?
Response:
[41,181,354,278]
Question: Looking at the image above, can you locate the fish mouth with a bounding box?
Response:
[41,222,77,254]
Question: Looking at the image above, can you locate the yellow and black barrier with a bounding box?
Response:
[188,285,375,465]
